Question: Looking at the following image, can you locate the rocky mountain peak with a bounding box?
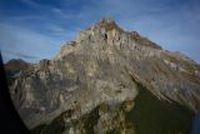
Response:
[100,16,115,23]
[57,17,163,60]
[95,17,123,32]
[7,17,200,133]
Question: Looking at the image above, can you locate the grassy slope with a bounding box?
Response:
[126,83,194,134]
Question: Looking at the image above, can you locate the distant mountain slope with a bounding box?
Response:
[5,59,30,76]
[5,59,31,84]
[7,17,200,134]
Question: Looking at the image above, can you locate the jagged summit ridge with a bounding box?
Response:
[95,17,124,32]
[57,17,162,60]
[7,17,200,132]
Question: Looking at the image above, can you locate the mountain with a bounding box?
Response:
[8,17,200,134]
[5,59,30,76]
[5,59,31,84]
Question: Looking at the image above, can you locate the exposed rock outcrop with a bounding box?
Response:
[7,17,200,133]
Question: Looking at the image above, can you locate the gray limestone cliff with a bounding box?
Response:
[7,17,200,134]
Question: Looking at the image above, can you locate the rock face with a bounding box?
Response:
[8,17,200,134]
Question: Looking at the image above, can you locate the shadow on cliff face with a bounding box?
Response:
[31,81,195,134]
[126,82,194,134]
[191,114,200,134]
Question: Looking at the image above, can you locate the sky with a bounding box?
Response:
[0,0,200,63]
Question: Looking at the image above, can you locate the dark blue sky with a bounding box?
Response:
[0,0,200,63]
